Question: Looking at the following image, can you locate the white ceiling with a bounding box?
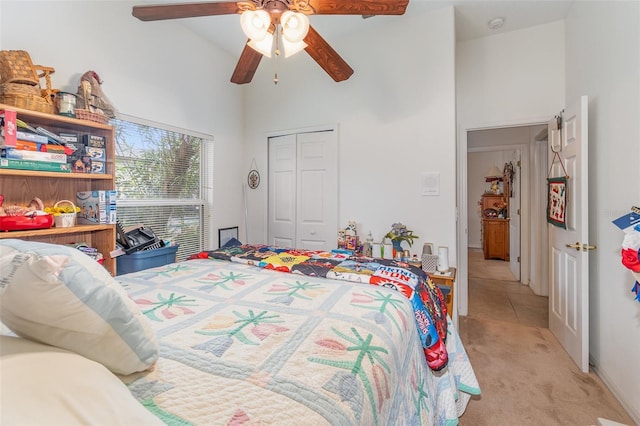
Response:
[130,0,574,56]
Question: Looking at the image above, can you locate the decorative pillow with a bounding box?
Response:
[0,239,158,375]
[0,335,164,425]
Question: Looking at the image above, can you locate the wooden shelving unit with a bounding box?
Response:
[0,103,117,275]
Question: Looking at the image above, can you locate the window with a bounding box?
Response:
[112,114,213,261]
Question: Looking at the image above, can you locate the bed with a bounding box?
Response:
[0,240,480,425]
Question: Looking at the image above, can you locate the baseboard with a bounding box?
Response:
[591,360,639,425]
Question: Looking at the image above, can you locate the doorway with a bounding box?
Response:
[456,121,548,317]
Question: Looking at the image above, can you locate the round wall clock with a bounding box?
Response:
[247,169,260,189]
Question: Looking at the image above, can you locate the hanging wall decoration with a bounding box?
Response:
[547,176,568,229]
[247,158,260,189]
[546,137,570,229]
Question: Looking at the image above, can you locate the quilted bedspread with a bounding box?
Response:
[118,257,480,426]
[195,245,450,371]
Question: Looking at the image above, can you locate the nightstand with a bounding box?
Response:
[428,267,456,315]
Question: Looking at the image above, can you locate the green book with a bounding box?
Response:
[0,158,71,173]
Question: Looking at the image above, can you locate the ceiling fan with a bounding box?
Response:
[132,0,409,84]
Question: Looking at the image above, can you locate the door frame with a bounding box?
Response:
[456,116,548,317]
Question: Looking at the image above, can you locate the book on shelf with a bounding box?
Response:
[6,139,67,153]
[2,147,67,163]
[0,158,71,173]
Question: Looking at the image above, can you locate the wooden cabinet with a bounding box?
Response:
[482,218,509,260]
[0,104,117,275]
[481,187,510,261]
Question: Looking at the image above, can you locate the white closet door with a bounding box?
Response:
[268,134,296,247]
[268,129,338,250]
[296,131,338,250]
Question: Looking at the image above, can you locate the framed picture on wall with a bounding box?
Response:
[218,226,239,248]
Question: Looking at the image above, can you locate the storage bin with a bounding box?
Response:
[116,244,178,275]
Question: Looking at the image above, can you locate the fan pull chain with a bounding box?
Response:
[273,25,280,84]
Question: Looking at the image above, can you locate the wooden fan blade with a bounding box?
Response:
[230,42,263,84]
[309,0,409,15]
[304,26,354,82]
[132,2,240,21]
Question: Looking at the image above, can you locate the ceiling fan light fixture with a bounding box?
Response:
[282,37,307,58]
[280,10,309,43]
[248,32,274,57]
[241,9,271,41]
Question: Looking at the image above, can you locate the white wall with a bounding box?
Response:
[565,2,640,421]
[0,0,246,248]
[242,6,458,261]
[457,20,566,128]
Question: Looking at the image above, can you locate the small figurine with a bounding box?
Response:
[491,180,500,194]
[345,220,357,236]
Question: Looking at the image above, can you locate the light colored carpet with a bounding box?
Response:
[457,249,634,425]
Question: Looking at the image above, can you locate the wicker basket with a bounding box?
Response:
[0,50,57,114]
[74,108,109,124]
[0,92,55,114]
[0,50,39,85]
[53,200,77,228]
[0,81,55,114]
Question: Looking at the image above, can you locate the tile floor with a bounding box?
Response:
[467,248,548,328]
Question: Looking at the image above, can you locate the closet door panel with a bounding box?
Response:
[268,135,296,247]
[296,131,338,250]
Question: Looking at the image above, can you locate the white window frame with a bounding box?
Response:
[113,113,214,260]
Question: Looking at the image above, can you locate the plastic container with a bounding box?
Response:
[116,244,178,275]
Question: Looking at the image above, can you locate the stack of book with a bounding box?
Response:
[0,109,71,173]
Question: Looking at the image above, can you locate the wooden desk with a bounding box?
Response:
[428,267,456,316]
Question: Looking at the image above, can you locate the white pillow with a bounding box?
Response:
[0,335,164,425]
[0,239,158,375]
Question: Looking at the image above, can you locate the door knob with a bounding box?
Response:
[566,242,581,250]
[583,243,597,251]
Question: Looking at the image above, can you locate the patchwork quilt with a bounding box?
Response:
[192,245,450,371]
[118,257,480,426]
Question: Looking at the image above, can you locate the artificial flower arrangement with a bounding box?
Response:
[44,202,81,216]
[384,222,419,247]
[621,229,640,302]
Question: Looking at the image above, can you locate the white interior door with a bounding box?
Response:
[268,134,296,247]
[548,96,590,373]
[268,129,338,250]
